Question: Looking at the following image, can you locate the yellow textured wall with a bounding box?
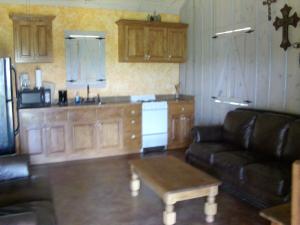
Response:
[0,4,180,99]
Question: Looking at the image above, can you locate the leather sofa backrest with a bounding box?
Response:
[282,120,300,162]
[250,113,293,159]
[223,110,257,149]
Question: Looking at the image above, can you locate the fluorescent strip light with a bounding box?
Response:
[214,99,249,107]
[212,97,251,107]
[69,35,102,38]
[214,27,253,38]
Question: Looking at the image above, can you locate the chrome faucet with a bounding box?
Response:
[87,84,90,101]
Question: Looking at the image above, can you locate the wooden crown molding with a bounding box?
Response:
[9,13,56,21]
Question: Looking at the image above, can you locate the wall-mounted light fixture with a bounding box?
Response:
[66,34,105,39]
[212,96,252,107]
[212,27,254,39]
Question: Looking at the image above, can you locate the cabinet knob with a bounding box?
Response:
[131,110,136,115]
[131,120,136,124]
[131,134,136,140]
[168,55,172,59]
[181,107,185,112]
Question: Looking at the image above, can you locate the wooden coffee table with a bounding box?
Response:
[129,156,221,225]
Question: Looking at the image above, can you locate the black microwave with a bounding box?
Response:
[18,88,51,109]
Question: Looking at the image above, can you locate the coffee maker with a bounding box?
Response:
[58,90,68,105]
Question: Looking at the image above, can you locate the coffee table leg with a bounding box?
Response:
[205,187,218,223]
[163,204,176,225]
[130,168,140,197]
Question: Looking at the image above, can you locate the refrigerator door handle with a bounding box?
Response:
[12,66,20,135]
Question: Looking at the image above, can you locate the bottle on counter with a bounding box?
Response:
[75,92,81,105]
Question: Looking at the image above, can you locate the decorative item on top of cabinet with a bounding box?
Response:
[10,14,55,63]
[168,100,195,150]
[116,20,188,63]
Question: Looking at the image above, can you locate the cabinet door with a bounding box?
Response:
[71,123,97,152]
[145,27,167,61]
[44,123,68,155]
[33,21,53,62]
[13,20,35,63]
[124,25,146,61]
[20,126,44,155]
[168,114,194,149]
[167,28,187,63]
[97,119,123,151]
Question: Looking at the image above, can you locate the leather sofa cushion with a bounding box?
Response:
[243,162,291,197]
[223,110,257,149]
[250,113,292,159]
[0,212,37,225]
[0,178,52,208]
[212,151,261,180]
[0,201,56,225]
[187,142,239,164]
[0,155,29,182]
[282,120,300,162]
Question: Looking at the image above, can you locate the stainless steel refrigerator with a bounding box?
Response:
[0,57,18,155]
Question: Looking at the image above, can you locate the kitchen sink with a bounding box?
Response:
[77,97,103,105]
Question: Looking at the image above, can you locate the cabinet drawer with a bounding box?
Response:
[124,105,142,117]
[97,107,123,120]
[124,132,141,149]
[124,117,141,130]
[45,110,67,123]
[68,109,97,122]
[20,111,44,126]
[168,102,194,115]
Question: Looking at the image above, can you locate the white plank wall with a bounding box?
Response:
[180,0,300,125]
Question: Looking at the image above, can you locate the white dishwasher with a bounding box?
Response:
[142,101,168,151]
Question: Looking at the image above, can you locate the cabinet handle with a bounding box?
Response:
[168,55,172,59]
[131,110,136,115]
[131,120,136,124]
[131,134,136,140]
[181,107,185,112]
[171,120,175,140]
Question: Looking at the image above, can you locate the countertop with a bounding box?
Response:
[19,95,194,111]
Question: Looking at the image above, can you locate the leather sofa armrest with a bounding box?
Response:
[0,212,37,225]
[0,155,30,182]
[191,125,223,143]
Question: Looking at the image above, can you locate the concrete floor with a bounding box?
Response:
[33,150,269,225]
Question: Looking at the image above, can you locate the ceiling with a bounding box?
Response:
[0,0,186,15]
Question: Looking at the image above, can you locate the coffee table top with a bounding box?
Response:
[130,156,221,197]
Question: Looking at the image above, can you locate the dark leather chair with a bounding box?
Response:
[186,108,300,209]
[0,155,56,225]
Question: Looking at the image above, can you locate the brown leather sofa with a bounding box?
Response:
[0,155,56,225]
[186,108,300,209]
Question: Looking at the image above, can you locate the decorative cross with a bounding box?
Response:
[263,0,277,21]
[273,4,300,51]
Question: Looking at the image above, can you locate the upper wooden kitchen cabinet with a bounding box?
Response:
[10,14,55,63]
[116,20,187,63]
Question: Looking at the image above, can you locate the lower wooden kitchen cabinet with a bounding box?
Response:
[167,101,195,150]
[19,100,194,164]
[19,104,142,164]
